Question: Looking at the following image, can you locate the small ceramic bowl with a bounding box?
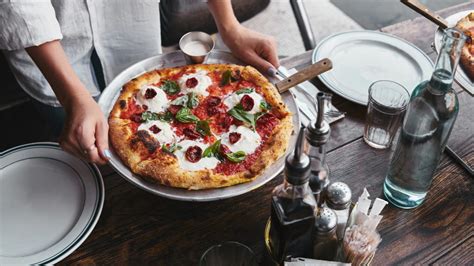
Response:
[179,31,215,64]
[200,241,258,266]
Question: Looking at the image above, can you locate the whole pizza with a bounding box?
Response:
[456,12,474,80]
[108,64,293,190]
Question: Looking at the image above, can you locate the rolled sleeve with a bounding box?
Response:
[0,0,63,50]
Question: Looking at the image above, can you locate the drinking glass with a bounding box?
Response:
[200,241,258,266]
[363,80,410,149]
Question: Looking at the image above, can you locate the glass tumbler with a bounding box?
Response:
[363,80,410,149]
[200,241,258,266]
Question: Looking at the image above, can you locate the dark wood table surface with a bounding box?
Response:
[61,3,474,265]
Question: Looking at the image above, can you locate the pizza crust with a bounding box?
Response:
[108,64,293,190]
[456,12,474,80]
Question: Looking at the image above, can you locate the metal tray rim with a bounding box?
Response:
[98,50,299,201]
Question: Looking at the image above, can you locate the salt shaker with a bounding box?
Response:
[312,207,338,261]
[325,182,352,240]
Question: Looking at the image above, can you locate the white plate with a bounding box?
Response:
[0,143,104,265]
[98,50,299,201]
[434,10,474,93]
[312,30,434,105]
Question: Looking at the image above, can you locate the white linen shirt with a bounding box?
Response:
[0,0,162,107]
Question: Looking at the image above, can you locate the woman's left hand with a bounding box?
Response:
[221,24,279,76]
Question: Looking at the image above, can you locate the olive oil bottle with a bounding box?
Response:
[269,128,317,262]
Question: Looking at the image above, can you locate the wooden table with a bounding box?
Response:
[61,3,474,265]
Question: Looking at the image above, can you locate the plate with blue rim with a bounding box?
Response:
[312,30,434,105]
[0,142,104,265]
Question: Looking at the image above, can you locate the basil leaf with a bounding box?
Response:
[161,80,180,95]
[162,143,182,153]
[171,95,188,106]
[255,111,266,122]
[203,140,221,158]
[226,151,246,163]
[220,70,232,86]
[260,100,271,111]
[141,111,158,122]
[196,120,211,137]
[141,111,173,122]
[187,92,199,109]
[228,105,256,130]
[175,107,200,123]
[158,111,174,122]
[235,88,254,95]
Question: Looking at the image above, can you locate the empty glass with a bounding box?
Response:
[200,241,258,266]
[364,80,410,149]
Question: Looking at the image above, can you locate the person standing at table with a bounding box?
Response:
[0,0,279,164]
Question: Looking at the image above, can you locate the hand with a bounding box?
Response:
[59,94,110,165]
[222,25,279,76]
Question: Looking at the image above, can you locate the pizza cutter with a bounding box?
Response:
[274,58,332,94]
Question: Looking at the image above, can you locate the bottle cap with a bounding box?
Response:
[326,182,352,210]
[306,93,331,146]
[314,207,337,233]
[285,127,311,185]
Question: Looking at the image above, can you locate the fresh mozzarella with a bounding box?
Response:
[138,120,176,145]
[221,125,261,154]
[136,85,169,113]
[175,140,219,171]
[178,70,212,97]
[223,91,264,114]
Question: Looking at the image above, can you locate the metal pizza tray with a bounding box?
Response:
[433,10,474,95]
[98,50,299,201]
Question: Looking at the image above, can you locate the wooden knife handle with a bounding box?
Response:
[276,58,332,94]
[401,0,448,29]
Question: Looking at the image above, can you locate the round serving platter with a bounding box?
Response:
[98,50,300,201]
[0,142,104,265]
[312,30,434,105]
[434,10,474,92]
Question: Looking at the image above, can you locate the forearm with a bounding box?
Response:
[26,40,90,109]
[207,0,240,37]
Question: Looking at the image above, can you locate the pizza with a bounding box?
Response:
[455,12,474,80]
[108,64,293,190]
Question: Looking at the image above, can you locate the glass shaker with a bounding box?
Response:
[312,207,338,261]
[305,92,332,204]
[325,182,352,240]
[269,127,317,262]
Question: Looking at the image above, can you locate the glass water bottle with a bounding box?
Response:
[383,28,466,209]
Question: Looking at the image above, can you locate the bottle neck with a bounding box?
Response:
[284,179,309,190]
[308,145,326,162]
[430,28,466,93]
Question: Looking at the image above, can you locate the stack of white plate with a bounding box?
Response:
[0,143,104,264]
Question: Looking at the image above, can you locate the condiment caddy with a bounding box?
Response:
[265,93,388,265]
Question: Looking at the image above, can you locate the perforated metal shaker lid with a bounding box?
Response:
[326,182,352,210]
[314,207,337,233]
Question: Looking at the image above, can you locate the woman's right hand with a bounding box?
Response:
[25,40,111,164]
[59,94,110,165]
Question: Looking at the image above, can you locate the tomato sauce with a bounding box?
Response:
[120,98,143,119]
[172,121,195,137]
[214,113,280,175]
[214,146,264,175]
